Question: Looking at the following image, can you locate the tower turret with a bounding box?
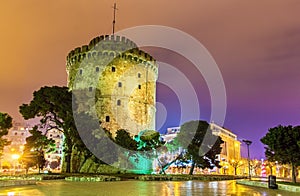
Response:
[66,35,158,136]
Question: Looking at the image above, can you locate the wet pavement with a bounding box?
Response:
[0,180,297,196]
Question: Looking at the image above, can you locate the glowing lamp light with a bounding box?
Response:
[11,154,20,160]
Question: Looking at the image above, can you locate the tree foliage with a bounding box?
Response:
[261,125,300,183]
[19,86,90,172]
[115,129,137,151]
[228,159,243,175]
[19,86,117,173]
[21,126,55,173]
[0,112,12,157]
[73,112,118,166]
[176,120,224,175]
[135,130,164,151]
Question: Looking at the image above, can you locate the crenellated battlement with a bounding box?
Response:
[66,35,158,74]
[67,35,137,59]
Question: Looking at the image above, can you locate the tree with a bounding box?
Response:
[19,86,81,173]
[0,112,12,157]
[137,130,166,173]
[73,112,118,169]
[264,160,276,176]
[176,120,224,175]
[114,129,137,169]
[261,125,300,183]
[229,159,243,175]
[135,130,164,151]
[115,129,137,151]
[21,126,55,173]
[19,86,118,173]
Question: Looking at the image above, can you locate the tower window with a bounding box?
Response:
[79,69,83,75]
[14,132,17,136]
[112,67,116,72]
[138,84,141,89]
[105,116,110,122]
[96,67,99,72]
[89,87,93,92]
[118,82,122,87]
[117,100,121,106]
[138,73,141,78]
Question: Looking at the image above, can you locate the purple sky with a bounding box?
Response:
[1,0,300,159]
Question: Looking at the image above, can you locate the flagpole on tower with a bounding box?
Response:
[112,3,118,35]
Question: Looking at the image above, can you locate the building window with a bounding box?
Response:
[221,142,227,155]
[118,82,122,87]
[138,84,141,89]
[112,67,116,72]
[117,100,121,106]
[50,134,52,137]
[21,133,24,136]
[14,132,17,135]
[89,87,93,92]
[138,73,141,78]
[79,69,83,75]
[105,116,110,122]
[96,67,99,72]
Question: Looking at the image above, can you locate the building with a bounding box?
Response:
[159,123,241,175]
[210,123,241,174]
[66,35,158,136]
[44,129,64,170]
[2,122,30,170]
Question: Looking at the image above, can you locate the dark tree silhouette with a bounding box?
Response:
[261,125,300,183]
[21,126,55,173]
[176,120,224,175]
[0,112,12,158]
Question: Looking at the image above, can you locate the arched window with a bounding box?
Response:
[96,67,99,72]
[138,73,141,78]
[106,116,110,122]
[117,100,121,106]
[138,84,141,89]
[112,67,116,72]
[89,87,93,92]
[79,69,83,75]
[118,82,122,87]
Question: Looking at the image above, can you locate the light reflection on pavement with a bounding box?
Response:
[0,180,298,196]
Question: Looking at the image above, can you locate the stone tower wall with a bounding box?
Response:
[67,35,158,136]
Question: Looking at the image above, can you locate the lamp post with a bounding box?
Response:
[11,154,20,175]
[242,139,252,179]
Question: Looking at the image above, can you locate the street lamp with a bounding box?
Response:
[242,139,252,179]
[11,154,20,175]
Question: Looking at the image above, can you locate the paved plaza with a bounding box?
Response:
[0,180,298,195]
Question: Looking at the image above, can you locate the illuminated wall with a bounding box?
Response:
[210,123,241,175]
[160,123,241,175]
[66,35,158,136]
